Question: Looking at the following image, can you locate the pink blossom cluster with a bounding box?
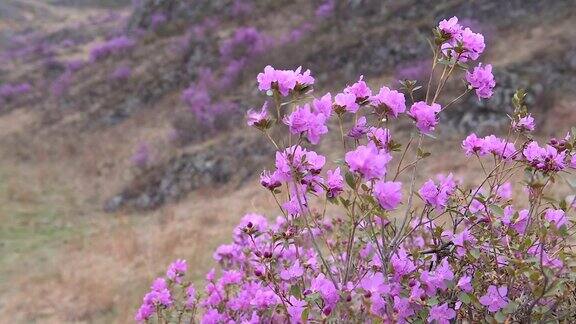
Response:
[0,82,32,103]
[138,16,576,323]
[257,66,315,97]
[89,36,136,62]
[437,16,485,62]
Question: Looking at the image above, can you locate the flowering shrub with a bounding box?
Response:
[137,17,576,323]
[89,36,136,62]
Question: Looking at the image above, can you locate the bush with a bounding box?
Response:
[136,16,576,323]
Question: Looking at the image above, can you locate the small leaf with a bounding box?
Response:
[290,284,302,298]
[345,172,356,189]
[458,292,471,305]
[494,311,507,323]
[489,204,504,216]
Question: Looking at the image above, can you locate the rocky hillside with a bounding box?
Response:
[1,0,575,214]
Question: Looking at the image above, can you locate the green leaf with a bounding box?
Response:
[458,292,471,304]
[494,311,507,323]
[489,204,504,216]
[290,284,302,298]
[301,307,310,322]
[345,172,356,189]
[470,248,480,259]
[417,147,431,158]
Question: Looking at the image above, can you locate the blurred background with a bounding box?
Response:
[0,0,575,322]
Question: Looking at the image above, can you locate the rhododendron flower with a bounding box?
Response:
[334,92,359,113]
[344,75,372,101]
[185,285,197,309]
[312,93,333,117]
[394,296,415,320]
[370,85,406,117]
[459,27,486,61]
[428,303,456,324]
[443,27,485,62]
[287,296,307,323]
[311,273,338,307]
[280,260,304,280]
[511,209,530,234]
[202,308,225,323]
[367,127,392,150]
[260,170,282,190]
[345,141,392,180]
[275,146,325,181]
[246,102,270,128]
[523,141,566,172]
[373,181,403,210]
[513,114,535,132]
[461,133,485,156]
[418,173,456,210]
[391,248,416,277]
[408,101,441,133]
[496,182,512,200]
[257,66,314,96]
[284,104,328,144]
[438,16,462,40]
[167,259,187,283]
[347,116,368,139]
[483,135,517,160]
[466,63,495,99]
[545,209,567,228]
[479,285,508,312]
[457,275,473,292]
[571,154,576,168]
[326,167,344,198]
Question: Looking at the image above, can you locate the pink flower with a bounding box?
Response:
[373,181,403,210]
[461,133,485,156]
[326,167,344,198]
[260,170,282,190]
[545,208,567,228]
[312,93,333,117]
[335,92,359,113]
[393,296,415,320]
[284,104,328,144]
[257,66,314,96]
[443,27,485,62]
[460,27,485,61]
[347,116,368,139]
[466,63,495,99]
[428,303,456,324]
[571,154,576,168]
[390,248,416,278]
[344,75,372,100]
[513,114,535,132]
[457,275,473,292]
[496,182,512,200]
[311,273,338,307]
[483,135,517,160]
[523,141,566,172]
[408,101,441,133]
[247,102,270,128]
[369,85,406,118]
[438,16,463,40]
[418,173,456,210]
[367,127,392,150]
[287,296,307,323]
[166,259,187,283]
[135,303,154,322]
[479,285,508,312]
[280,260,304,280]
[512,209,530,234]
[345,141,392,180]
